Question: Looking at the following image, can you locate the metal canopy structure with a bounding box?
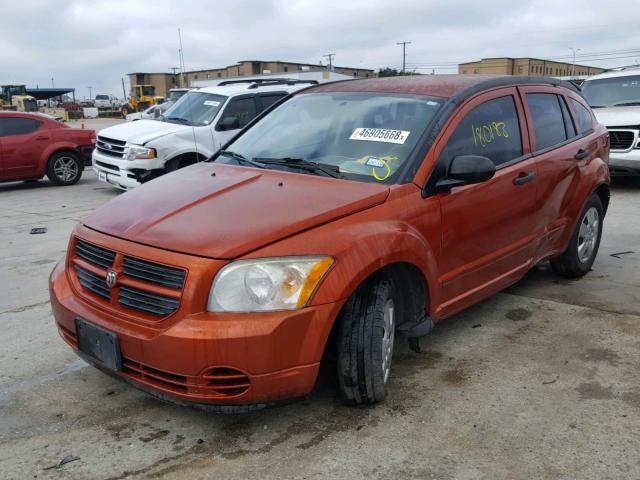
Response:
[26,87,75,100]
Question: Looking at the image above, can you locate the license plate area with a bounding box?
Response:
[98,171,107,182]
[75,318,122,371]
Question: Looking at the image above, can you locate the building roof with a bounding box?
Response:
[459,57,602,70]
[307,74,579,99]
[25,87,75,100]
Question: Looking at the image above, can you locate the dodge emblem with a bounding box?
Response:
[106,270,118,288]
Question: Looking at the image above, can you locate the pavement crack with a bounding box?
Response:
[0,300,50,315]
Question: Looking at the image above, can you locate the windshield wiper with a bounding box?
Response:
[166,116,190,125]
[252,157,345,179]
[589,105,606,109]
[612,101,640,107]
[218,150,266,168]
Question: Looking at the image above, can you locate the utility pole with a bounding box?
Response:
[87,86,93,100]
[397,41,411,74]
[569,47,581,79]
[178,28,186,88]
[323,53,335,71]
[51,77,54,88]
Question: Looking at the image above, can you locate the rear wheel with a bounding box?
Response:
[550,194,603,277]
[46,151,82,186]
[337,278,396,405]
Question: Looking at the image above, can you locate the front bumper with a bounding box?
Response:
[49,250,342,406]
[609,148,640,175]
[92,149,165,190]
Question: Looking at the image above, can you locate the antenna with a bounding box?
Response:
[178,28,186,87]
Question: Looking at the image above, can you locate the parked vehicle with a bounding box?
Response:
[120,85,164,117]
[93,79,316,189]
[0,85,37,112]
[124,90,190,122]
[0,112,95,185]
[50,75,609,409]
[95,95,121,110]
[581,66,640,175]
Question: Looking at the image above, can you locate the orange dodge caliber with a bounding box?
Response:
[50,76,610,410]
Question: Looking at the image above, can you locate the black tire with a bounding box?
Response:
[46,151,83,186]
[550,193,604,277]
[337,278,397,405]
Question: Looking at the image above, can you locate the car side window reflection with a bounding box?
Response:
[0,117,43,137]
[440,96,523,167]
[569,98,595,135]
[222,97,258,128]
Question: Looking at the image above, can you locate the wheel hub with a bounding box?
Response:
[577,206,599,264]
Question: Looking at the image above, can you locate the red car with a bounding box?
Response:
[0,111,95,185]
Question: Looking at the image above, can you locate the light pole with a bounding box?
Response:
[397,41,411,74]
[88,86,93,100]
[569,47,581,79]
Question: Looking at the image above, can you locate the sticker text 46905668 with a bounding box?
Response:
[349,128,410,145]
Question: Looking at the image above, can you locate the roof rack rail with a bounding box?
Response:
[218,78,318,88]
[605,64,640,72]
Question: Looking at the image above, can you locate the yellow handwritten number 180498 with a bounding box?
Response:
[472,122,509,148]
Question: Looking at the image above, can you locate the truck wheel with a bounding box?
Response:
[550,193,604,277]
[46,152,82,186]
[337,278,396,405]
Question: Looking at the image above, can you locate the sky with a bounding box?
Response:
[2,0,640,99]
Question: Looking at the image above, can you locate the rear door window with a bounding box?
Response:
[0,117,43,137]
[569,98,594,134]
[526,93,568,150]
[221,96,258,128]
[440,95,523,167]
[257,93,287,111]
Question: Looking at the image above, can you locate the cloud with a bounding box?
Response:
[2,0,640,98]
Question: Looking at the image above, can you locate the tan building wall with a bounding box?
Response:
[130,60,375,98]
[458,57,606,78]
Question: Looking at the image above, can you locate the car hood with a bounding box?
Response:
[592,106,640,127]
[83,163,390,259]
[97,119,189,145]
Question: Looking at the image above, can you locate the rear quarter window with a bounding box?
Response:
[0,117,43,137]
[569,98,594,134]
[526,93,568,151]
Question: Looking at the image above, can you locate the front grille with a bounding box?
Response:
[608,130,636,150]
[119,285,180,316]
[97,135,126,158]
[123,257,185,290]
[75,265,110,299]
[75,239,115,269]
[95,160,120,172]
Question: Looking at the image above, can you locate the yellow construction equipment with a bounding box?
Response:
[121,85,165,117]
[1,85,37,112]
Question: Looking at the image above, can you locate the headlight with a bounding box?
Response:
[125,145,156,160]
[207,257,334,312]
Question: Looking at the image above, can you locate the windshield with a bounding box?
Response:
[162,91,226,126]
[96,95,109,100]
[169,90,187,102]
[141,86,155,96]
[216,92,444,184]
[582,75,640,108]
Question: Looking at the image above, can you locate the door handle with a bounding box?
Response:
[35,136,50,141]
[574,149,591,160]
[513,171,536,186]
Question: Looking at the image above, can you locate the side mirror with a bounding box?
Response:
[217,116,240,131]
[437,155,496,191]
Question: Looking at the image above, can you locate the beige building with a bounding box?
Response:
[458,57,605,78]
[129,60,375,98]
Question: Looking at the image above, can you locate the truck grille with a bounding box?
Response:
[608,129,636,150]
[71,237,186,319]
[97,136,126,158]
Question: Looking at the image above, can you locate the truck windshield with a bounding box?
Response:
[582,75,640,108]
[162,92,227,126]
[141,86,155,96]
[96,95,109,100]
[216,92,444,184]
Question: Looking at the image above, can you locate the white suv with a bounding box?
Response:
[581,67,640,175]
[92,79,316,189]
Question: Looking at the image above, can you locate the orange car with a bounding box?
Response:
[50,75,610,410]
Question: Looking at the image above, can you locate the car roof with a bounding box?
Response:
[583,67,640,82]
[196,81,313,97]
[306,74,580,100]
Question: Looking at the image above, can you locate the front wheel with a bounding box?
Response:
[46,152,82,186]
[337,278,396,405]
[550,193,604,277]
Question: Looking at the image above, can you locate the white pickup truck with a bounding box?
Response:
[94,95,121,110]
[581,66,640,176]
[92,79,315,189]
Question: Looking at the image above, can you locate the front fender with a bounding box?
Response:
[39,142,80,177]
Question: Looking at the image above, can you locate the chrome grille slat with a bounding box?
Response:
[123,257,186,290]
[75,265,110,299]
[76,240,115,269]
[97,135,126,159]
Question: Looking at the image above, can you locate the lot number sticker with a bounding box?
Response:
[350,128,410,144]
[204,100,221,107]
